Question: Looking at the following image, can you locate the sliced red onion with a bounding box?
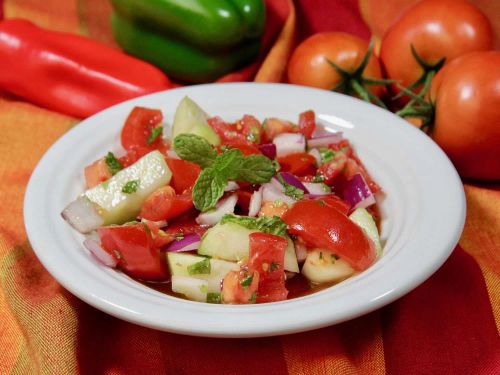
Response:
[302,182,331,196]
[307,133,343,149]
[62,196,103,234]
[258,143,277,160]
[166,149,180,159]
[277,172,308,193]
[294,241,308,263]
[262,183,296,206]
[308,148,321,165]
[224,181,239,192]
[343,173,376,209]
[273,132,306,157]
[83,238,117,267]
[165,233,201,252]
[248,187,263,217]
[196,193,238,226]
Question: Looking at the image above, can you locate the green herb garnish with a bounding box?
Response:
[277,174,304,200]
[240,274,254,287]
[220,214,288,238]
[249,293,257,303]
[122,179,140,194]
[147,126,163,144]
[206,292,222,304]
[105,151,122,175]
[270,262,281,271]
[187,258,211,275]
[319,147,335,163]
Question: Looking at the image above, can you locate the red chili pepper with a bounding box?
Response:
[0,19,173,118]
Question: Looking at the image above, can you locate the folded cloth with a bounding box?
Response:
[0,0,498,374]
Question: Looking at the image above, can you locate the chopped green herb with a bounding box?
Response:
[187,258,211,275]
[270,262,281,271]
[277,174,304,200]
[122,179,140,194]
[311,173,325,183]
[321,184,331,193]
[174,233,184,241]
[147,125,163,144]
[249,293,257,303]
[220,214,288,238]
[319,147,335,163]
[206,292,222,304]
[105,151,122,175]
[240,274,254,287]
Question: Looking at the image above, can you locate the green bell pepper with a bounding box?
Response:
[111,0,266,83]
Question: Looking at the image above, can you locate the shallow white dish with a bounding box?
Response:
[24,83,465,338]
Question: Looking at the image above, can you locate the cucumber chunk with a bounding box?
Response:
[167,252,239,293]
[84,150,172,226]
[349,207,382,257]
[302,250,355,284]
[171,275,208,302]
[172,96,220,145]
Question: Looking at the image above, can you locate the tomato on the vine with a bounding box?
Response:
[429,51,500,181]
[287,32,387,106]
[379,0,493,96]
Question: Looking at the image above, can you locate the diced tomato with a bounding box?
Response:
[222,140,261,156]
[317,151,348,184]
[221,266,260,304]
[208,115,262,146]
[120,107,167,153]
[238,114,263,144]
[298,110,316,138]
[314,195,350,216]
[142,219,175,248]
[277,152,317,177]
[262,117,296,142]
[84,158,112,188]
[328,139,353,156]
[248,232,288,303]
[118,147,152,168]
[165,158,201,194]
[163,210,207,237]
[98,224,167,280]
[139,186,193,221]
[282,200,376,271]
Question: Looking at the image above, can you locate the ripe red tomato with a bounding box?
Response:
[120,107,167,152]
[98,224,167,281]
[208,115,263,146]
[277,152,317,177]
[380,0,493,94]
[139,186,193,221]
[287,32,386,99]
[429,51,500,180]
[248,232,288,303]
[165,158,201,194]
[282,200,376,271]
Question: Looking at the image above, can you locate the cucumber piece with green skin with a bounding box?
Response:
[301,250,355,284]
[349,207,382,258]
[63,150,172,233]
[167,252,239,292]
[197,222,299,273]
[171,275,209,302]
[172,96,220,145]
[85,150,172,226]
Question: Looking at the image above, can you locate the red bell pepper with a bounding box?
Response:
[0,19,172,118]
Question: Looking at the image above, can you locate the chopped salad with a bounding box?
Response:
[62,97,383,304]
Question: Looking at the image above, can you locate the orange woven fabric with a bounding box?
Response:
[0,1,499,374]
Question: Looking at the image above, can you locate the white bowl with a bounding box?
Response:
[24,83,465,337]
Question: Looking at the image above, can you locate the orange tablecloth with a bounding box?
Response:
[0,0,499,373]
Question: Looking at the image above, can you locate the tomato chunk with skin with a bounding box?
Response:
[140,186,193,221]
[222,266,260,304]
[298,110,316,138]
[248,232,288,303]
[120,106,167,153]
[84,158,112,188]
[315,195,350,216]
[282,200,375,271]
[98,224,167,281]
[165,158,201,194]
[278,152,317,177]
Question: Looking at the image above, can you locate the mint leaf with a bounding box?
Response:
[105,152,122,175]
[213,148,244,178]
[206,292,222,304]
[319,147,335,163]
[192,168,226,212]
[235,154,277,183]
[147,126,163,144]
[240,274,254,287]
[187,258,211,275]
[220,214,288,238]
[122,179,140,194]
[173,134,217,168]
